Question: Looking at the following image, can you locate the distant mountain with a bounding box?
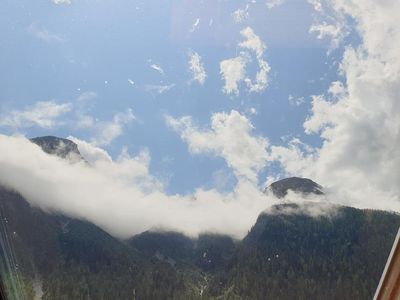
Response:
[264,177,324,198]
[0,136,398,299]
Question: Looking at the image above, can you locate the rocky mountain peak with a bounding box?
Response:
[30,136,84,162]
[264,177,324,198]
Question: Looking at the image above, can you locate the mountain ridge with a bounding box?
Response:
[265,177,324,198]
[30,136,85,162]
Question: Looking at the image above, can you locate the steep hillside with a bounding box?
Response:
[212,203,400,299]
[1,187,399,299]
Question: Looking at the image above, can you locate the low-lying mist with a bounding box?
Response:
[0,134,283,239]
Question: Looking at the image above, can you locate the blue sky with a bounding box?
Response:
[0,0,344,194]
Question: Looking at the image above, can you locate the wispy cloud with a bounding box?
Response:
[188,50,207,85]
[27,23,64,43]
[232,4,249,23]
[74,92,97,129]
[307,0,322,12]
[52,0,71,4]
[89,109,136,146]
[150,63,164,75]
[308,0,348,50]
[309,21,346,49]
[0,101,72,129]
[266,0,285,9]
[0,92,135,146]
[288,95,305,106]
[189,18,200,33]
[72,92,136,145]
[145,84,175,94]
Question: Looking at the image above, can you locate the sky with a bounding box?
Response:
[0,0,399,238]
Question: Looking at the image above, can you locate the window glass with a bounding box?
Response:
[0,1,399,299]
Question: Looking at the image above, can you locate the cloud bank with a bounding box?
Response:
[0,135,273,239]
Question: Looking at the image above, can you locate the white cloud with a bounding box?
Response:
[270,0,400,212]
[266,0,285,10]
[0,135,274,239]
[166,110,269,183]
[0,101,72,129]
[220,54,249,95]
[248,107,258,115]
[188,50,207,85]
[52,0,71,4]
[68,136,112,164]
[212,169,236,192]
[0,93,134,146]
[76,115,95,129]
[328,81,345,97]
[308,0,349,50]
[309,21,346,49]
[67,92,135,145]
[91,109,136,146]
[190,18,200,33]
[288,95,306,106]
[245,56,270,93]
[303,97,334,134]
[269,138,316,176]
[27,23,64,43]
[74,91,134,145]
[76,91,97,105]
[239,27,266,58]
[232,4,249,24]
[74,92,97,129]
[307,0,322,12]
[220,27,270,95]
[240,27,271,93]
[145,84,175,94]
[150,64,164,75]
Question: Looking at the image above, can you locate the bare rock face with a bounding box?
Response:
[30,136,84,162]
[264,177,324,198]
